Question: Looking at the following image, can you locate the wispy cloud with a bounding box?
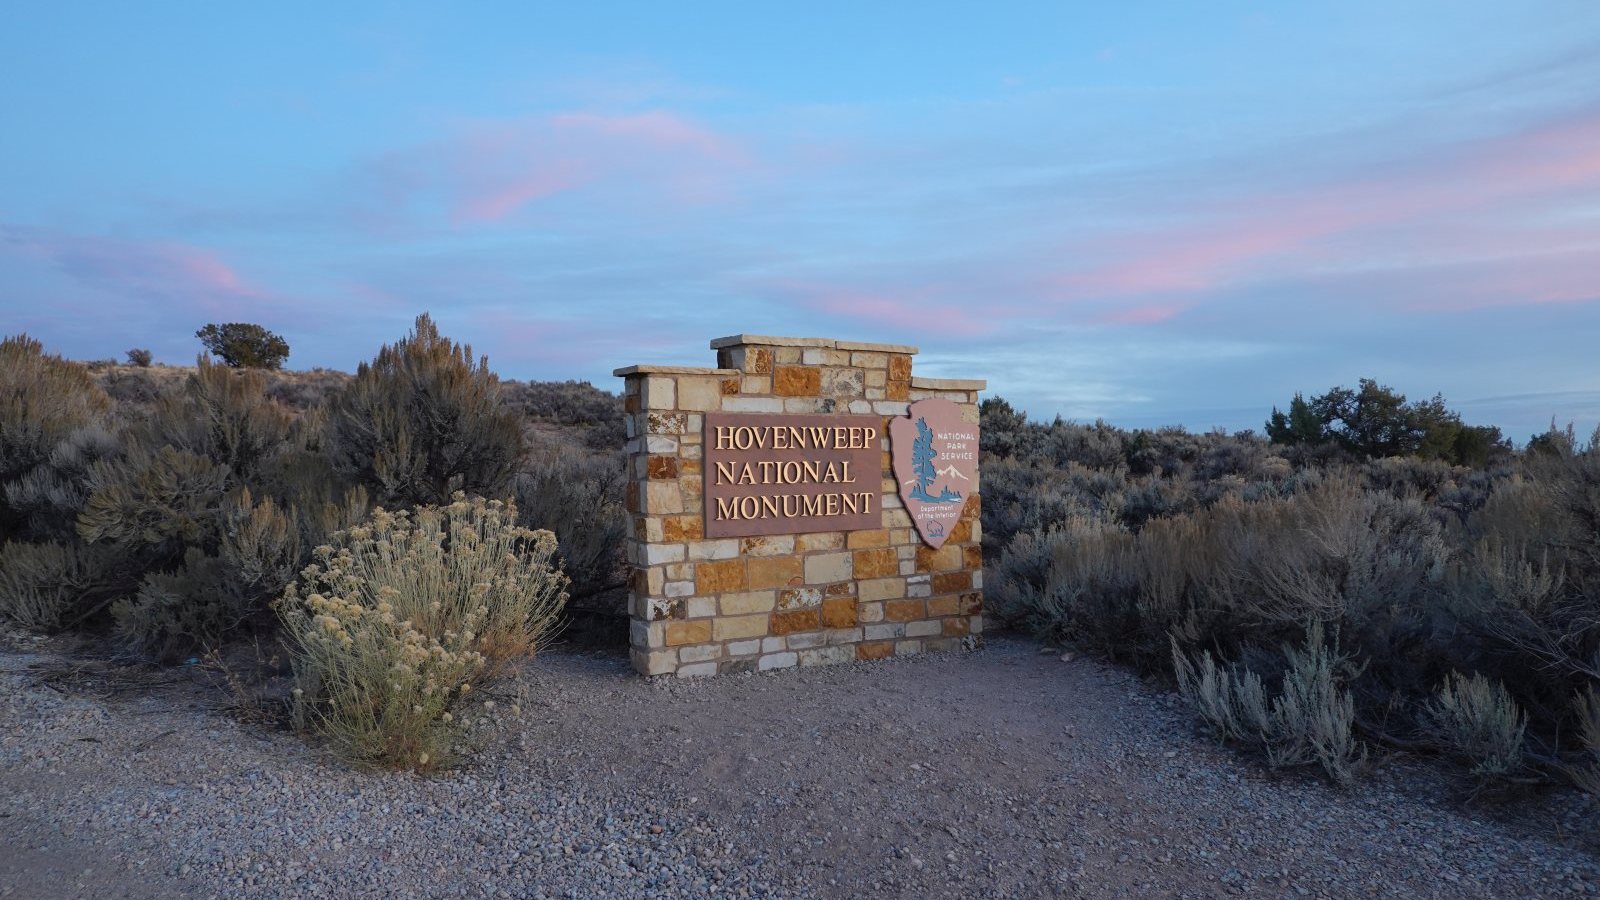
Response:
[0,225,269,314]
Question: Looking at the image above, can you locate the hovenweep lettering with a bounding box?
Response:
[703,412,883,538]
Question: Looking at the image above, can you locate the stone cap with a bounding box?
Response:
[709,334,919,355]
[911,376,987,391]
[612,364,740,377]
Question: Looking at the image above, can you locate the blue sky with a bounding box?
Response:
[3,2,1598,440]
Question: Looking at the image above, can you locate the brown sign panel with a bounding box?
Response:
[890,398,978,549]
[703,412,883,538]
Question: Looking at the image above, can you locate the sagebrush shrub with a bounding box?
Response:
[327,313,523,507]
[0,335,112,529]
[279,494,567,769]
[125,348,153,367]
[1427,672,1526,778]
[0,541,104,631]
[513,448,626,601]
[1174,623,1366,785]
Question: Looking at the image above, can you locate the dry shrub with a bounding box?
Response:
[1426,672,1526,778]
[279,494,567,770]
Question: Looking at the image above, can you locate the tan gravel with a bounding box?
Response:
[2,632,1597,898]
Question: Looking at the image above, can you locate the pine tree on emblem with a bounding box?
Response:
[908,417,963,503]
[910,418,938,501]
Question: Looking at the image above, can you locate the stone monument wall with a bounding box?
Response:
[614,335,985,677]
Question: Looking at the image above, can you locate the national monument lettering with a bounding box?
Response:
[703,412,883,537]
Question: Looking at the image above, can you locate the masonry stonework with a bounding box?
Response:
[614,334,985,677]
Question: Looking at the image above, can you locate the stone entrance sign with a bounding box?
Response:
[615,334,985,677]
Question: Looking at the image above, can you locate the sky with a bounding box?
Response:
[3,2,1599,440]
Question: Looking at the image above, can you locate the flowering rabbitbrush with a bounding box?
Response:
[278,493,567,770]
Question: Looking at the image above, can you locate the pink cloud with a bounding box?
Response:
[0,226,269,315]
[1053,106,1600,308]
[443,110,751,224]
[1098,303,1187,326]
[760,282,997,337]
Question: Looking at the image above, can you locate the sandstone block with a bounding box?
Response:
[677,376,723,411]
[857,641,894,661]
[852,547,898,579]
[884,598,924,621]
[695,559,746,593]
[771,609,820,635]
[846,529,890,549]
[676,662,718,678]
[933,571,973,594]
[864,623,902,641]
[821,596,858,628]
[740,535,795,556]
[773,366,821,396]
[666,620,712,646]
[786,631,825,649]
[644,377,675,409]
[778,587,823,609]
[680,644,723,663]
[859,577,906,603]
[820,367,866,398]
[644,481,682,514]
[804,551,853,584]
[758,652,797,671]
[720,590,776,615]
[795,532,845,552]
[799,645,855,667]
[714,614,769,641]
[662,515,703,541]
[633,648,677,676]
[905,620,941,638]
[747,556,803,589]
[687,538,740,561]
[647,412,687,434]
[721,396,785,413]
[643,543,685,566]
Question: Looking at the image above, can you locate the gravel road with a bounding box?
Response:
[3,632,1597,899]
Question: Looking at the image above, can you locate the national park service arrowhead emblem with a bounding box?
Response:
[889,398,978,549]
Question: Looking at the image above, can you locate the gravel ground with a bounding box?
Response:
[3,631,1597,899]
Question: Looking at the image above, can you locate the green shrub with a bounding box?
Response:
[327,313,523,508]
[0,541,105,631]
[196,322,290,369]
[1426,672,1526,778]
[278,494,567,770]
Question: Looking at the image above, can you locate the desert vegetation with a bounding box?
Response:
[0,317,623,768]
[982,388,1600,794]
[7,321,1600,801]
